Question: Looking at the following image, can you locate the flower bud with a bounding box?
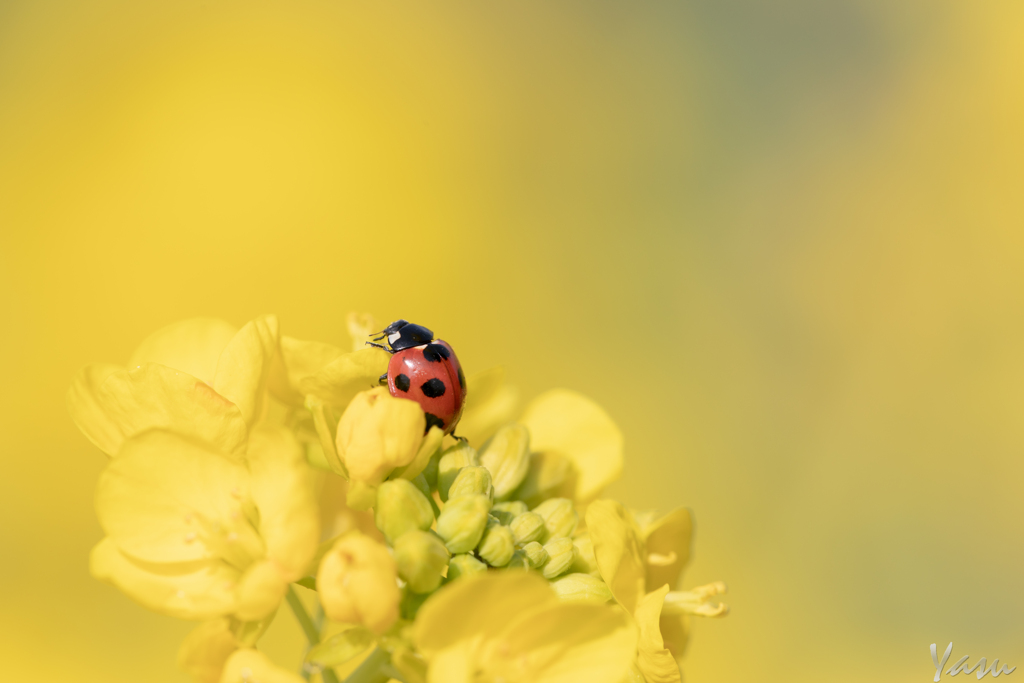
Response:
[447,466,494,501]
[511,541,549,570]
[479,424,530,499]
[542,537,577,579]
[550,573,614,603]
[531,497,578,542]
[336,388,425,497]
[437,442,480,502]
[318,532,399,635]
[374,479,434,543]
[447,553,487,581]
[509,511,545,545]
[394,530,450,594]
[436,494,491,554]
[476,522,515,567]
[490,500,528,525]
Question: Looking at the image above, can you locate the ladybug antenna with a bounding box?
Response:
[372,319,410,340]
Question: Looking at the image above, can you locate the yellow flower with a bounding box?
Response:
[413,572,638,683]
[586,500,728,683]
[317,531,401,635]
[90,424,319,621]
[68,315,282,457]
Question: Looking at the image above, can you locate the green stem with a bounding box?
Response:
[344,647,392,683]
[286,585,321,645]
[285,585,342,683]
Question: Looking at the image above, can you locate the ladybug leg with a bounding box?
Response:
[378,373,388,386]
[365,341,392,353]
[450,433,469,444]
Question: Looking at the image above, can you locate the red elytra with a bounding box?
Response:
[386,340,466,434]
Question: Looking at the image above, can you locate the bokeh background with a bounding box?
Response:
[2,1,1023,681]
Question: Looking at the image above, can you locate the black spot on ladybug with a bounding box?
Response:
[425,412,446,432]
[423,343,450,363]
[395,373,411,392]
[421,378,446,398]
[457,366,466,391]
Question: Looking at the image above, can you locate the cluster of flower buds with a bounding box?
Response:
[68,314,727,683]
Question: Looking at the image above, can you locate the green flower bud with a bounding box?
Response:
[393,530,450,594]
[436,494,491,554]
[541,537,577,579]
[490,500,528,525]
[446,553,487,582]
[447,466,493,500]
[437,442,480,502]
[374,479,434,543]
[509,511,545,545]
[476,522,515,567]
[520,541,549,568]
[479,424,530,500]
[531,497,578,542]
[549,573,614,603]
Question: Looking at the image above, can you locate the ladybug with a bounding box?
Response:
[368,320,466,435]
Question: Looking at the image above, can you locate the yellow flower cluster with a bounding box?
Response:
[68,314,727,683]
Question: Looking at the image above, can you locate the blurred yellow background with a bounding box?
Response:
[2,1,1023,681]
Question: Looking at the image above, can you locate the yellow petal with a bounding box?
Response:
[317,532,400,635]
[66,362,122,455]
[220,649,306,683]
[658,614,690,663]
[427,642,476,683]
[513,451,574,507]
[130,318,238,386]
[90,537,240,620]
[69,363,248,459]
[456,367,518,446]
[177,618,240,683]
[520,389,623,502]
[96,430,263,565]
[214,315,281,427]
[642,508,692,592]
[246,426,319,579]
[303,347,390,407]
[336,388,425,486]
[234,559,289,621]
[270,336,346,406]
[635,586,681,683]
[479,601,638,683]
[414,571,556,654]
[306,395,346,477]
[586,501,646,614]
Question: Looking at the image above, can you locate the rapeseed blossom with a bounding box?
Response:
[69,314,728,683]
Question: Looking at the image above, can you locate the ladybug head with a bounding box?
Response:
[374,319,435,352]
